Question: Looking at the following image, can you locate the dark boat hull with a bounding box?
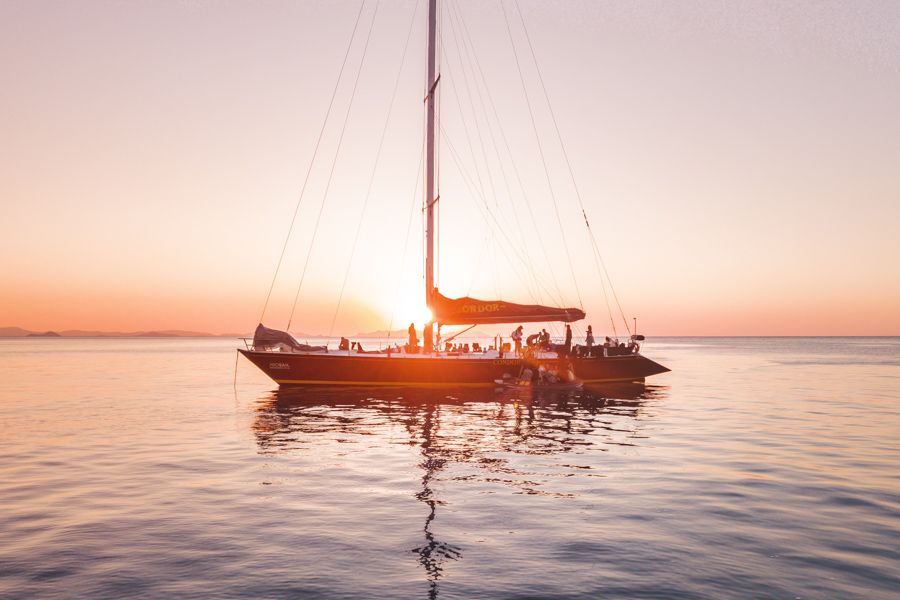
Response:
[239,349,668,387]
[239,350,523,386]
[572,354,670,383]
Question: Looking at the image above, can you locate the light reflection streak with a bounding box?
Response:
[251,383,666,597]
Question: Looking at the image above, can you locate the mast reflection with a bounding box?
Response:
[413,401,460,600]
[250,383,665,598]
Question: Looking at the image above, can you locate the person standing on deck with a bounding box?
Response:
[511,325,524,355]
[564,324,572,355]
[585,325,594,348]
[408,323,419,354]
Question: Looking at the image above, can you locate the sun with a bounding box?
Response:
[389,294,433,330]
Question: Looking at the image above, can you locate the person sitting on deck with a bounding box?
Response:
[339,337,350,351]
[540,329,551,350]
[526,333,540,347]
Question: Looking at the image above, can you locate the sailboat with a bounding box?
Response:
[239,0,668,387]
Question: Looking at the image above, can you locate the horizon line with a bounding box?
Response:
[2,326,898,340]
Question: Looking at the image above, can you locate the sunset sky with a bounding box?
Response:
[1,0,898,336]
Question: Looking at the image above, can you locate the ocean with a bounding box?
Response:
[1,337,898,598]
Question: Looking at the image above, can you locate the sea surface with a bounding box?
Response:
[0,337,898,599]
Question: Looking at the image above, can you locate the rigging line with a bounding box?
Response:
[459,32,567,311]
[433,181,440,290]
[594,235,619,338]
[232,349,239,393]
[436,0,442,209]
[430,46,547,306]
[466,232,491,295]
[286,0,381,331]
[440,126,539,300]
[328,0,420,338]
[441,127,543,303]
[512,1,632,335]
[443,3,499,209]
[258,0,367,325]
[450,0,548,304]
[420,21,431,295]
[489,231,500,299]
[437,35,488,205]
[388,141,425,340]
[499,0,584,310]
[466,97,565,305]
[451,1,520,217]
[441,125,559,305]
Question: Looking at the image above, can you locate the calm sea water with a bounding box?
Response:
[0,337,898,599]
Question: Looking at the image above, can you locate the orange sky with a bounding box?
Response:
[1,1,899,336]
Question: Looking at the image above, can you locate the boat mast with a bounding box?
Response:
[423,0,438,353]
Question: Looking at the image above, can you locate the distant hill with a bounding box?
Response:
[353,329,408,338]
[2,325,501,339]
[0,326,245,338]
[0,327,32,337]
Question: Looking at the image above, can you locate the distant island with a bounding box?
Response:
[3,326,497,339]
[1,326,246,338]
[352,329,409,338]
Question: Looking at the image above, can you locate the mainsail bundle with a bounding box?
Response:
[431,291,584,326]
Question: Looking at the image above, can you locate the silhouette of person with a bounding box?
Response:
[511,325,524,355]
[408,323,418,353]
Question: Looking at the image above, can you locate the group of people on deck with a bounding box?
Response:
[403,321,635,357]
[509,324,636,357]
[511,324,575,356]
[512,326,563,354]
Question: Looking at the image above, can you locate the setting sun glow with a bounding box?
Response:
[387,295,433,331]
[0,2,897,336]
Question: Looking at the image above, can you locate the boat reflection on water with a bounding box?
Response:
[251,383,667,598]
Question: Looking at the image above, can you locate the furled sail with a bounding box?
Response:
[253,324,326,352]
[431,291,585,325]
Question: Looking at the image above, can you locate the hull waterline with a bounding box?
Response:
[239,349,668,387]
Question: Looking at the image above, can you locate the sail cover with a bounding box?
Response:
[431,291,585,325]
[253,324,326,352]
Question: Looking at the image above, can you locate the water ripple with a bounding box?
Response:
[1,338,899,598]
